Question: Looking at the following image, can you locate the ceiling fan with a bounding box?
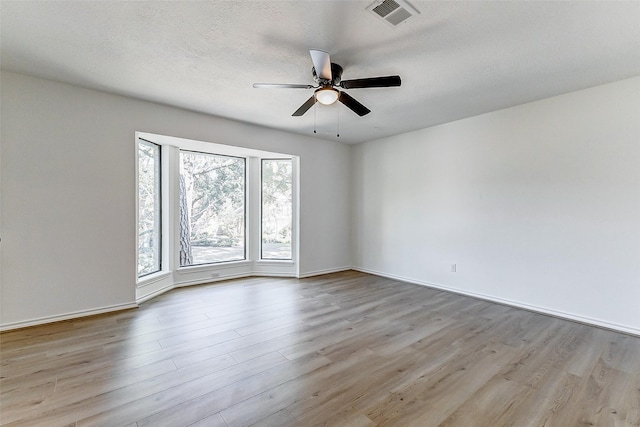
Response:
[253,49,401,117]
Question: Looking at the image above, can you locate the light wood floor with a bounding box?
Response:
[1,271,639,426]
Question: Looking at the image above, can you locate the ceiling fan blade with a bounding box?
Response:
[340,75,401,89]
[292,96,317,116]
[339,91,371,116]
[309,49,332,81]
[253,83,314,89]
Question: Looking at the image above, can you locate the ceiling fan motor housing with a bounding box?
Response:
[313,63,343,86]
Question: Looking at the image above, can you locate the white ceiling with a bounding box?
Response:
[2,1,639,144]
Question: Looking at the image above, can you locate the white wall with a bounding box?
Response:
[352,77,640,334]
[0,72,351,329]
[3,71,638,335]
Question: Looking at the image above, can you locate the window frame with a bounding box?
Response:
[137,138,162,278]
[260,158,294,261]
[178,149,248,267]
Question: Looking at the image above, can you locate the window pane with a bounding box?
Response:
[262,159,293,260]
[138,140,161,277]
[180,151,245,265]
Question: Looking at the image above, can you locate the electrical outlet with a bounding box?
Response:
[451,264,457,273]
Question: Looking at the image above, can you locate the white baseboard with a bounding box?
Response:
[136,282,175,304]
[16,267,627,337]
[174,272,253,288]
[0,302,139,332]
[353,267,640,337]
[251,272,298,278]
[137,271,297,304]
[136,268,346,304]
[297,266,352,279]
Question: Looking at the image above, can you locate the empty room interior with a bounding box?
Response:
[1,1,639,426]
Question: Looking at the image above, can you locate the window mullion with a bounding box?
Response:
[247,157,261,264]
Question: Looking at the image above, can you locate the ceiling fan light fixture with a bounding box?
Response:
[315,87,339,105]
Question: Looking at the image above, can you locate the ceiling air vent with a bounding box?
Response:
[367,0,419,27]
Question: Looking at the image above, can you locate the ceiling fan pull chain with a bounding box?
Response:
[337,105,340,138]
[313,103,317,134]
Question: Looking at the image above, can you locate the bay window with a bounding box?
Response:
[136,132,297,295]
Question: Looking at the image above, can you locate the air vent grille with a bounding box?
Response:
[386,7,413,26]
[372,0,400,18]
[367,0,419,27]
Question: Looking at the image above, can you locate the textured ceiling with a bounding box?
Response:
[2,1,639,144]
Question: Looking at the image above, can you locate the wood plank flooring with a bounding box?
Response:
[1,271,639,426]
